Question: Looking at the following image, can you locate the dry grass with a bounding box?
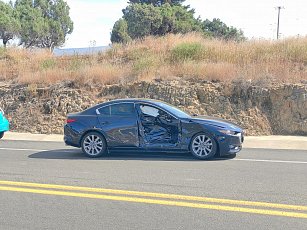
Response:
[0,33,306,86]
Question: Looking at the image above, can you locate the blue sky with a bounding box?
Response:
[64,0,127,48]
[4,0,307,48]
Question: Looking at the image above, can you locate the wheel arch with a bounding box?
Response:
[79,129,108,147]
[189,131,220,156]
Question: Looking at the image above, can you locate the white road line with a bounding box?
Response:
[0,147,75,153]
[230,158,307,164]
[0,147,48,152]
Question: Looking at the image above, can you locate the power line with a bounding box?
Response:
[275,6,285,40]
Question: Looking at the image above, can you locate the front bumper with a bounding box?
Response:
[217,132,244,156]
[0,118,10,133]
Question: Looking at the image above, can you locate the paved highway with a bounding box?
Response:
[0,140,306,229]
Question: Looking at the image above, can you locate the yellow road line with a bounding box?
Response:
[0,180,306,211]
[0,186,306,219]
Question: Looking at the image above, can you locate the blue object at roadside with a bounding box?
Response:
[0,108,9,138]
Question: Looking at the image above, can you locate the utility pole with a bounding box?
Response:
[275,6,284,39]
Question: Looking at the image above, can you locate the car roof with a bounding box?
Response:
[82,98,168,115]
[97,98,167,107]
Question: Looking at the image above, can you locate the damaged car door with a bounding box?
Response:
[136,103,181,149]
[97,103,139,148]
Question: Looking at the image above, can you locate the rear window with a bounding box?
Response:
[98,103,135,116]
[98,106,110,115]
[111,103,135,116]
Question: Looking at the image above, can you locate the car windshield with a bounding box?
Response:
[156,102,191,119]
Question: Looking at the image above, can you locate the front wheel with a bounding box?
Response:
[0,132,4,139]
[190,133,217,160]
[81,132,107,158]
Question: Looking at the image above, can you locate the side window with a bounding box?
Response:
[140,105,159,117]
[139,104,174,121]
[98,106,110,116]
[110,103,135,116]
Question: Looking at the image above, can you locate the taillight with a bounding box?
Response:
[67,119,76,123]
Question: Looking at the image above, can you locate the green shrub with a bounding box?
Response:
[40,59,56,70]
[133,55,158,73]
[126,47,151,61]
[170,42,203,62]
[68,56,86,71]
[0,47,6,58]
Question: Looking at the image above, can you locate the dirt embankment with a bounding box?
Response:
[0,80,306,136]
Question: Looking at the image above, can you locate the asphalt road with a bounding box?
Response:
[0,140,306,229]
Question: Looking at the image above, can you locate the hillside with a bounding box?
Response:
[0,33,306,86]
[0,33,306,136]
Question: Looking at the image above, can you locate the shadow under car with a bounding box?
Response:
[28,149,236,161]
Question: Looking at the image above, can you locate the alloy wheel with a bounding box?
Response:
[83,134,104,156]
[192,134,213,157]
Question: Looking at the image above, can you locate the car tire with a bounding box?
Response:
[81,132,107,158]
[0,132,3,139]
[190,133,217,160]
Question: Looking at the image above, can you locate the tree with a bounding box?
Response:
[111,2,245,43]
[15,0,48,48]
[123,3,163,39]
[15,0,73,49]
[159,3,201,35]
[128,0,185,6]
[0,1,20,47]
[111,3,201,42]
[111,19,131,43]
[203,18,245,41]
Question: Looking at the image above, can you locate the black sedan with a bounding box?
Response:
[64,99,244,160]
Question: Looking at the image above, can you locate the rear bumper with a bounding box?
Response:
[64,124,81,147]
[0,118,9,133]
[217,132,244,156]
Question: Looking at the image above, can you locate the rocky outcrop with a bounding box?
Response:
[0,80,306,135]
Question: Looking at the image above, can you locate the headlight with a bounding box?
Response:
[219,130,236,135]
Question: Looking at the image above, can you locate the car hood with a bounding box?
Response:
[187,116,243,131]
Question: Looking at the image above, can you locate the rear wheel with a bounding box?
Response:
[81,132,107,158]
[0,132,4,139]
[190,133,217,160]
